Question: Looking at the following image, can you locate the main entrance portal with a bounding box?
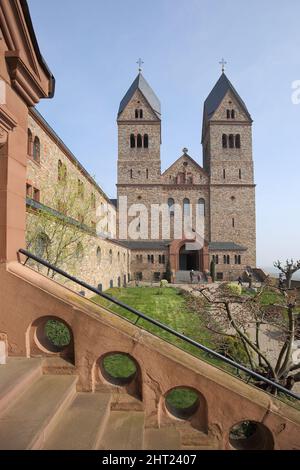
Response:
[179,246,200,271]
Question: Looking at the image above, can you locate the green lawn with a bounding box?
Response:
[93,286,226,368]
[242,287,285,305]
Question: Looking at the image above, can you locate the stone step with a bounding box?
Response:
[177,425,218,448]
[111,392,144,412]
[0,357,42,416]
[42,357,76,375]
[0,374,77,449]
[43,392,111,450]
[99,411,144,450]
[144,427,181,450]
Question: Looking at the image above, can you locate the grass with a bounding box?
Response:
[93,286,215,357]
[103,354,136,378]
[92,286,236,375]
[242,287,285,306]
[166,388,199,409]
[45,320,71,347]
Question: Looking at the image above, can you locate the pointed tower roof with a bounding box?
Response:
[202,73,252,140]
[118,72,161,119]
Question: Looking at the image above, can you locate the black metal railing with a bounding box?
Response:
[18,248,300,402]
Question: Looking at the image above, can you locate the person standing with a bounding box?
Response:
[190,270,194,284]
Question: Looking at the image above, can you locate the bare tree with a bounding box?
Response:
[26,173,102,278]
[198,282,300,393]
[274,259,300,289]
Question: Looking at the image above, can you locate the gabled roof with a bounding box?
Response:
[118,72,161,119]
[202,73,252,141]
[162,153,208,177]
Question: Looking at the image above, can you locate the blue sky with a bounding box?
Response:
[28,0,300,271]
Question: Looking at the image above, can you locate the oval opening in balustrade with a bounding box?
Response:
[229,421,274,450]
[35,317,72,354]
[165,387,200,419]
[101,352,137,386]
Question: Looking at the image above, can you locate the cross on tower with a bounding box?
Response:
[136,58,144,72]
[219,58,227,73]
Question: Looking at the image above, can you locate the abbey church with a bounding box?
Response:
[0,1,256,289]
[117,71,256,282]
[2,1,299,452]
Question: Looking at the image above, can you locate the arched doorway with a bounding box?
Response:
[169,239,209,281]
[179,245,200,271]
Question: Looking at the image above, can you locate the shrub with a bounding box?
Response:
[226,282,242,296]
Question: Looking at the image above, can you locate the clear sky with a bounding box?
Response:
[28,0,300,271]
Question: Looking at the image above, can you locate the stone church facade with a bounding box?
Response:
[23,68,256,288]
[117,72,256,282]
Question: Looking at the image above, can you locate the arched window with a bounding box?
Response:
[198,198,205,217]
[223,169,226,179]
[232,217,235,228]
[137,134,142,148]
[227,255,230,264]
[58,160,67,182]
[130,134,135,148]
[168,197,175,215]
[33,137,40,162]
[130,169,133,179]
[183,198,190,215]
[96,247,101,264]
[238,255,241,265]
[135,109,139,118]
[140,109,143,118]
[239,169,242,179]
[109,249,113,264]
[91,193,96,209]
[235,134,241,148]
[144,134,149,148]
[223,255,227,264]
[226,110,230,119]
[229,134,234,148]
[58,160,62,181]
[216,255,219,264]
[222,134,227,148]
[76,242,84,260]
[146,168,149,179]
[27,129,33,156]
[34,232,49,258]
[231,109,235,119]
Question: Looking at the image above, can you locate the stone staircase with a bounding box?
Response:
[175,271,206,284]
[0,357,218,450]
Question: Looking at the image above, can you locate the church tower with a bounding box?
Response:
[202,72,256,268]
[117,71,161,187]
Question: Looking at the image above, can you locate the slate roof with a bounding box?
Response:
[110,199,118,208]
[202,73,252,141]
[118,73,161,119]
[120,240,170,250]
[209,242,247,252]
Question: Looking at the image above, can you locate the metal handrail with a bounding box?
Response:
[18,248,300,401]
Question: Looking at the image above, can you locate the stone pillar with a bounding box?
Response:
[0,100,27,263]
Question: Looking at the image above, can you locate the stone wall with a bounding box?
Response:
[26,210,130,293]
[131,249,168,282]
[27,111,116,238]
[25,111,130,292]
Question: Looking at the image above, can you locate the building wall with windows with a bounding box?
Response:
[117,72,256,281]
[25,109,129,292]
